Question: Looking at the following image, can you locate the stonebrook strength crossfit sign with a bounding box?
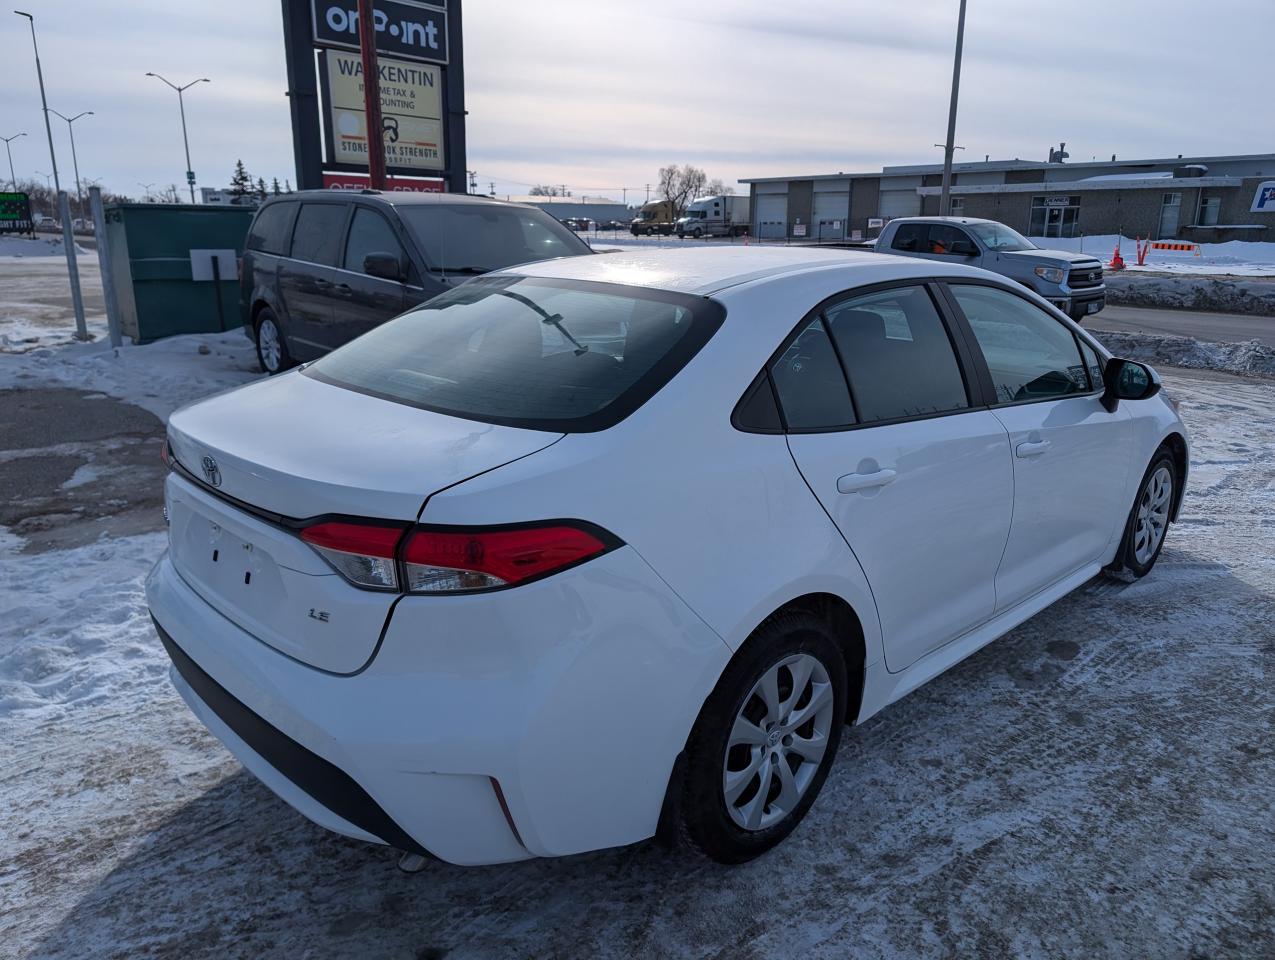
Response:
[321,50,444,171]
[281,0,465,192]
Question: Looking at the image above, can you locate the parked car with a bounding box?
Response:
[151,247,1186,866]
[561,217,594,232]
[876,217,1106,322]
[239,191,593,373]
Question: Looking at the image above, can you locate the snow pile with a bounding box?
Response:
[1104,272,1275,316]
[1093,330,1275,379]
[0,531,170,722]
[0,235,90,257]
[0,331,260,421]
[1028,234,1275,277]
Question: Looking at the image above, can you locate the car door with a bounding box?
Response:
[278,201,350,359]
[922,223,983,268]
[885,222,928,260]
[943,282,1133,610]
[775,282,1014,673]
[328,206,409,345]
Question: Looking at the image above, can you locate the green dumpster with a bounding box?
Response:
[102,203,254,343]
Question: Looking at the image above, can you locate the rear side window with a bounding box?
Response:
[890,223,926,252]
[246,202,296,255]
[951,284,1090,403]
[826,286,969,423]
[769,317,856,430]
[344,208,407,276]
[291,203,349,266]
[304,277,724,432]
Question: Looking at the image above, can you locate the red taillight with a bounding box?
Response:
[300,521,406,590]
[298,520,615,594]
[402,524,611,593]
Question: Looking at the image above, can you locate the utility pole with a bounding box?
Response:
[145,73,209,202]
[356,0,386,190]
[16,10,88,340]
[938,0,968,218]
[50,110,92,220]
[488,181,495,196]
[2,133,26,190]
[645,183,651,202]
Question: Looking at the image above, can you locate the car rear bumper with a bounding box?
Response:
[146,543,729,865]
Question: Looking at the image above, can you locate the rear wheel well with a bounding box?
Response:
[250,300,272,331]
[1161,432,1188,520]
[750,593,867,726]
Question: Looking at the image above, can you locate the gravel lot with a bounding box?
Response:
[1,337,1272,958]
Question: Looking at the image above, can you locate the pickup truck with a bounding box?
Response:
[875,217,1105,322]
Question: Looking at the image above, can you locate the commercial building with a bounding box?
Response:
[741,152,1275,243]
[507,195,632,223]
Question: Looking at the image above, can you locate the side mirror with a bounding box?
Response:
[1100,357,1161,412]
[948,239,978,257]
[363,251,404,282]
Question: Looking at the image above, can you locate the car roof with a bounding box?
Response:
[502,245,980,295]
[272,190,529,210]
[889,216,999,226]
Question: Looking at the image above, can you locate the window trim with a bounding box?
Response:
[737,278,988,436]
[937,278,1105,408]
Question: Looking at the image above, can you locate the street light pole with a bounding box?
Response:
[16,10,88,339]
[50,110,92,221]
[939,0,968,217]
[1,132,25,190]
[145,73,210,203]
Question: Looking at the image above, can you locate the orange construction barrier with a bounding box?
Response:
[1108,238,1126,271]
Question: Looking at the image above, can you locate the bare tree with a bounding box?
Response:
[705,178,735,196]
[658,164,708,214]
[529,184,561,196]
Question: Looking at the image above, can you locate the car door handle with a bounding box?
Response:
[837,468,897,494]
[1015,439,1052,458]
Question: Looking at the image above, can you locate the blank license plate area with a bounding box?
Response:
[1087,300,1102,314]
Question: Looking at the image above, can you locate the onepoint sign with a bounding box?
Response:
[312,0,448,65]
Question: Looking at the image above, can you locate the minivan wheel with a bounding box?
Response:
[680,611,846,863]
[1112,450,1176,578]
[254,308,293,375]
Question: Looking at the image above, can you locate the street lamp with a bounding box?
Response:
[1,132,25,190]
[145,72,209,203]
[16,9,89,340]
[49,109,92,220]
[34,169,52,190]
[138,181,156,202]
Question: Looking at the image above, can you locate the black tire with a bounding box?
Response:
[692,227,703,239]
[680,611,847,864]
[1110,449,1177,579]
[254,307,295,375]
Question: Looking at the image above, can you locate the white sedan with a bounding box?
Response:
[147,247,1188,865]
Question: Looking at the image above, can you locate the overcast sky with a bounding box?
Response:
[0,0,1267,202]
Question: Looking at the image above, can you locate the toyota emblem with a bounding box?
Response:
[1089,271,1098,282]
[201,455,222,488]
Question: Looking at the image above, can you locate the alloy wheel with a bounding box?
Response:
[258,317,282,373]
[1133,464,1173,565]
[722,653,835,831]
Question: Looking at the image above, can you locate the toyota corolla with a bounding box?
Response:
[148,247,1187,865]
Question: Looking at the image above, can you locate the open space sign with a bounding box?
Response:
[312,0,448,65]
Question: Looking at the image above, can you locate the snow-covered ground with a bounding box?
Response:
[1027,234,1275,277]
[2,319,1273,956]
[0,236,90,258]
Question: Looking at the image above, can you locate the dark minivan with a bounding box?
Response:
[239,190,593,373]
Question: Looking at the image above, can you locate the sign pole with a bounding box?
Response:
[89,187,123,348]
[357,0,387,190]
[939,0,967,217]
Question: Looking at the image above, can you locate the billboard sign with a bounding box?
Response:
[1252,181,1275,213]
[312,0,447,64]
[321,50,444,172]
[0,192,33,234]
[322,172,443,192]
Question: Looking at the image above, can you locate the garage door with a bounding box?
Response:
[812,192,848,240]
[879,189,920,220]
[756,194,787,239]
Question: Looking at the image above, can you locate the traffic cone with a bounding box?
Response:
[1108,238,1126,271]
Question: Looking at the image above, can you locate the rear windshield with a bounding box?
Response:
[395,204,591,273]
[304,276,725,432]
